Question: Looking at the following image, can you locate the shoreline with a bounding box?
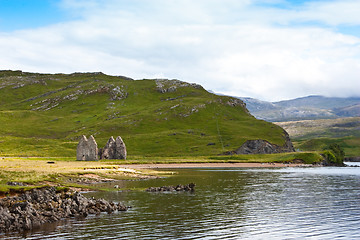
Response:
[0,187,127,233]
[117,162,312,169]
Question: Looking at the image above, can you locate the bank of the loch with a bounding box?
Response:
[0,187,127,233]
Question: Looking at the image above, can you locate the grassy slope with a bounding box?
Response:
[0,71,288,157]
[276,117,360,157]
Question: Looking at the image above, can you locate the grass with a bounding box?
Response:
[0,151,323,194]
[275,117,360,157]
[0,157,164,194]
[294,137,360,157]
[0,71,327,194]
[0,70,288,157]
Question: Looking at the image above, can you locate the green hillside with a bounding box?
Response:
[0,70,288,158]
[276,117,360,157]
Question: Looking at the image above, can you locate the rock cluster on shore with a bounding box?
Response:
[0,187,127,233]
[146,183,196,192]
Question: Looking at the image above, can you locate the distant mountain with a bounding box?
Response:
[240,95,360,122]
[334,104,360,117]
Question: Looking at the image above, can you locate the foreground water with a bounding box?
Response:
[2,163,360,239]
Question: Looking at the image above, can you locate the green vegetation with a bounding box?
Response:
[295,137,360,157]
[322,144,345,166]
[276,117,360,157]
[0,152,322,194]
[0,157,166,194]
[0,70,288,157]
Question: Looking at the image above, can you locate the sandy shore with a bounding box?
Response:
[117,162,310,169]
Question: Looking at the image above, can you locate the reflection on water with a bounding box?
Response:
[2,165,360,239]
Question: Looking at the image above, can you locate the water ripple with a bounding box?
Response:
[1,167,360,239]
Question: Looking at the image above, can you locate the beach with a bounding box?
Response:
[117,162,310,169]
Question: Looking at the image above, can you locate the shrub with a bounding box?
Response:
[329,143,345,163]
[322,150,337,165]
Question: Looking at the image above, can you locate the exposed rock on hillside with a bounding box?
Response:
[233,132,295,154]
[155,79,203,93]
[30,83,128,111]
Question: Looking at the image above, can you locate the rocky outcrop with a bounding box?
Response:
[155,79,203,93]
[282,130,295,152]
[0,187,127,233]
[76,135,98,161]
[235,139,284,154]
[101,136,127,160]
[234,131,295,154]
[146,183,196,192]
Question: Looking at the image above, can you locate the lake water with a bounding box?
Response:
[2,164,360,239]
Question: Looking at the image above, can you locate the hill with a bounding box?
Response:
[275,117,360,157]
[0,70,289,157]
[241,96,360,122]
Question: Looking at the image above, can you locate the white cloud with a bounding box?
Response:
[1,0,360,101]
[296,0,360,26]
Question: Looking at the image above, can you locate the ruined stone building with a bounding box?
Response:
[76,135,98,161]
[77,135,127,161]
[100,136,127,160]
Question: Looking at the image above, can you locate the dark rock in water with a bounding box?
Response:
[146,183,196,192]
[0,187,127,233]
[234,130,295,154]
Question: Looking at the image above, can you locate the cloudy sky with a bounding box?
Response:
[0,0,359,101]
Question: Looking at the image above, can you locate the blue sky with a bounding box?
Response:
[0,0,66,31]
[0,0,359,101]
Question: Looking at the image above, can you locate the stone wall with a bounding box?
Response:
[76,135,98,161]
[77,135,127,160]
[101,136,127,160]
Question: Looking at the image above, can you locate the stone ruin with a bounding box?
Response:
[99,136,127,160]
[76,135,98,161]
[76,135,127,161]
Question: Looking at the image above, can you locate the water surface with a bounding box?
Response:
[2,165,360,239]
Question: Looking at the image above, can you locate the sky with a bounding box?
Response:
[0,0,359,101]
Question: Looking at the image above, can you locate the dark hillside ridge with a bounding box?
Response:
[240,95,360,122]
[0,70,289,157]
